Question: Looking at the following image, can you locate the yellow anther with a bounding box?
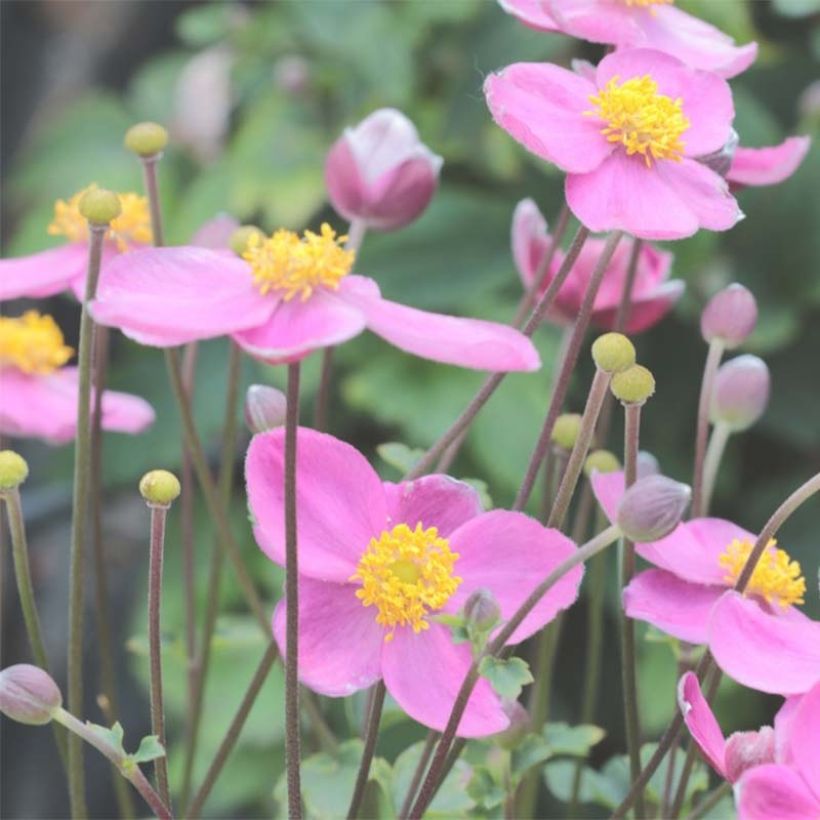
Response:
[624,0,673,6]
[0,312,73,375]
[719,538,806,609]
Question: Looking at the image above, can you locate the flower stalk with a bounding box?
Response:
[701,421,732,514]
[346,681,387,819]
[691,338,725,517]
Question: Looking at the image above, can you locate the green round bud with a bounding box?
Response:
[124,122,169,157]
[0,451,29,491]
[139,470,181,507]
[230,225,265,256]
[591,333,636,373]
[551,413,582,450]
[78,188,121,225]
[584,449,621,477]
[611,364,656,405]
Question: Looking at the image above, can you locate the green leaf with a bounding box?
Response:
[544,760,623,808]
[132,735,166,764]
[86,721,127,758]
[542,723,606,758]
[466,766,506,810]
[510,733,555,781]
[377,442,424,475]
[478,656,533,700]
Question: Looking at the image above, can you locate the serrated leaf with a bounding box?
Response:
[466,766,506,810]
[511,733,555,780]
[86,721,127,757]
[478,656,533,700]
[542,723,606,758]
[132,735,166,764]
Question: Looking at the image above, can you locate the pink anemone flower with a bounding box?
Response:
[727,136,812,189]
[0,311,154,444]
[497,0,757,79]
[591,471,808,645]
[245,428,583,736]
[512,198,683,333]
[90,223,539,371]
[485,48,742,240]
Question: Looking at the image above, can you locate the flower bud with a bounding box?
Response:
[700,283,757,349]
[230,225,265,256]
[0,450,29,491]
[79,188,121,225]
[495,700,532,750]
[139,470,181,507]
[325,108,443,231]
[0,664,62,725]
[697,128,739,179]
[636,451,660,479]
[584,449,620,477]
[725,727,775,783]
[616,475,691,543]
[463,588,501,632]
[710,355,770,432]
[610,364,655,405]
[245,384,287,433]
[552,413,582,450]
[124,122,169,157]
[591,333,636,374]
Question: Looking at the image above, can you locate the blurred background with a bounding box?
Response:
[1,0,819,817]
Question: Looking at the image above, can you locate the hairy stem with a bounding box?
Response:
[346,681,387,819]
[691,339,725,518]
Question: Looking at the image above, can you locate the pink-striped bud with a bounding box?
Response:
[617,475,691,543]
[0,665,62,725]
[711,355,770,431]
[700,283,757,349]
[245,385,287,434]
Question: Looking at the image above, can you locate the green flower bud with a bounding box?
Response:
[79,188,122,225]
[124,122,169,157]
[139,470,181,507]
[584,449,620,477]
[591,333,636,373]
[230,225,265,256]
[611,364,655,405]
[0,451,29,491]
[0,664,62,725]
[551,413,582,450]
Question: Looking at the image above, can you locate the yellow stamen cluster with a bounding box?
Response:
[719,538,806,609]
[587,75,689,166]
[0,311,73,375]
[242,223,354,302]
[624,0,673,7]
[351,523,462,641]
[48,184,152,252]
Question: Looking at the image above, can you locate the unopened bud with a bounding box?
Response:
[636,451,660,479]
[725,727,775,782]
[124,122,169,157]
[617,475,691,542]
[230,225,265,256]
[710,355,770,432]
[584,449,620,477]
[463,588,501,631]
[700,284,757,349]
[0,665,62,725]
[139,470,181,507]
[495,700,531,750]
[611,365,655,405]
[591,333,636,374]
[245,384,287,433]
[0,451,29,491]
[79,188,121,225]
[552,414,582,450]
[698,128,739,179]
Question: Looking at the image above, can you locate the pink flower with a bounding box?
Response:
[485,48,742,240]
[325,109,443,231]
[245,428,583,736]
[591,471,807,644]
[512,198,683,332]
[726,136,811,189]
[91,224,539,371]
[0,311,154,444]
[498,0,757,79]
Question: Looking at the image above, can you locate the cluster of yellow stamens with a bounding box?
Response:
[0,311,73,375]
[718,538,806,609]
[587,75,689,166]
[351,523,462,641]
[242,223,354,302]
[48,184,152,252]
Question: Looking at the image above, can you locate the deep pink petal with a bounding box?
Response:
[736,764,820,820]
[446,511,582,644]
[272,577,383,697]
[381,622,508,737]
[245,428,389,582]
[728,137,811,188]
[383,475,483,538]
[325,136,368,223]
[788,681,820,801]
[498,0,560,32]
[592,280,685,334]
[709,592,820,696]
[484,63,612,174]
[365,155,441,231]
[0,243,88,300]
[677,671,728,779]
[623,570,723,643]
[549,0,643,43]
[92,247,275,346]
[512,198,551,288]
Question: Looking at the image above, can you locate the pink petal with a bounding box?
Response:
[774,696,802,766]
[592,280,685,334]
[272,577,383,697]
[549,0,644,43]
[498,0,560,32]
[484,63,613,174]
[736,764,820,820]
[724,728,776,783]
[728,137,811,188]
[245,428,389,582]
[381,622,508,737]
[709,592,820,696]
[383,475,484,538]
[511,198,552,289]
[325,137,368,222]
[365,155,442,231]
[190,213,240,249]
[623,569,724,644]
[788,681,820,800]
[590,469,624,524]
[446,511,582,644]
[0,243,88,300]
[232,290,367,365]
[91,246,274,346]
[677,671,728,779]
[98,385,156,435]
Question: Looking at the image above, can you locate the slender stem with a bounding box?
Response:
[669,739,700,817]
[284,362,302,819]
[691,339,725,518]
[186,641,279,818]
[346,681,386,819]
[405,226,591,481]
[513,231,624,511]
[147,504,171,809]
[67,222,107,818]
[685,780,731,820]
[701,422,731,515]
[314,349,334,432]
[141,156,165,247]
[399,731,438,818]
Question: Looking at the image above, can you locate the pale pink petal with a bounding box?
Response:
[190,213,240,249]
[623,569,724,643]
[69,243,121,300]
[655,160,742,231]
[245,428,389,582]
[0,243,88,300]
[677,671,728,779]
[774,696,802,766]
[724,728,776,783]
[709,592,820,696]
[498,0,560,32]
[590,470,624,524]
[484,63,613,174]
[98,385,155,434]
[512,198,551,288]
[728,137,811,187]
[347,108,425,184]
[592,280,685,334]
[788,681,820,801]
[383,475,483,538]
[272,577,383,697]
[548,0,643,43]
[92,247,275,346]
[736,764,820,820]
[232,290,367,365]
[446,511,582,644]
[381,622,508,737]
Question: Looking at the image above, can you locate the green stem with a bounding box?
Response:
[140,156,165,247]
[685,780,731,820]
[346,681,386,819]
[691,339,725,518]
[701,422,731,515]
[398,731,438,818]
